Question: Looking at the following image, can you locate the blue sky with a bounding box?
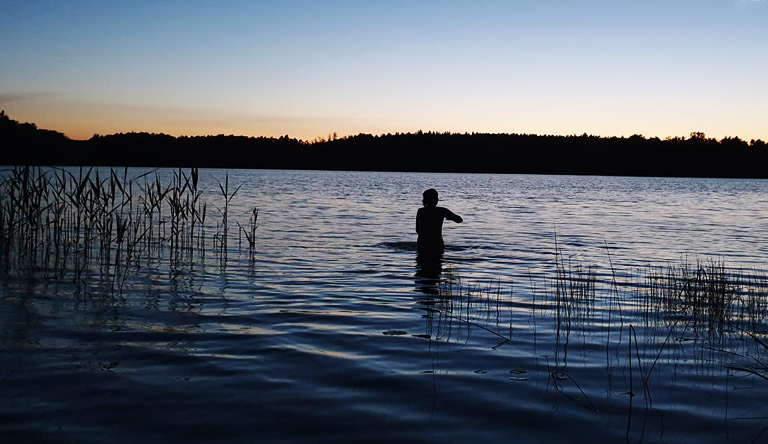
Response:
[1,0,766,141]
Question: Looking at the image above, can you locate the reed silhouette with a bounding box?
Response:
[0,166,254,294]
[416,246,768,442]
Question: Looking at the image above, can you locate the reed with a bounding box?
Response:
[237,207,259,263]
[423,243,768,416]
[641,259,768,337]
[213,173,242,263]
[425,274,513,346]
[0,166,256,294]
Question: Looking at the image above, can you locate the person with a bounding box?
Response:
[416,188,462,255]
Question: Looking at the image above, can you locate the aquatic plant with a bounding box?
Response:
[213,173,242,263]
[237,207,259,263]
[631,259,768,383]
[639,259,768,337]
[0,166,255,294]
[422,274,513,346]
[422,244,768,421]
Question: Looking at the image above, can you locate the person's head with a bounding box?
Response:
[422,188,439,207]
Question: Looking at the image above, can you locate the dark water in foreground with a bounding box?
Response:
[2,169,768,443]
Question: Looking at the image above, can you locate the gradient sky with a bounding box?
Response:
[1,0,766,141]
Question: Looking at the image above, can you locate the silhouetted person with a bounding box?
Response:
[416,188,462,256]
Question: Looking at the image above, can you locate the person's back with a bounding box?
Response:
[416,189,462,253]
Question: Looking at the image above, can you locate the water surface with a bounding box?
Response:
[2,170,768,443]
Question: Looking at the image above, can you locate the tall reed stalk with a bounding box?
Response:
[0,166,256,294]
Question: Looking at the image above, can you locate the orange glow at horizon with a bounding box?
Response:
[6,98,766,144]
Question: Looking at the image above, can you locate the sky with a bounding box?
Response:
[1,0,767,141]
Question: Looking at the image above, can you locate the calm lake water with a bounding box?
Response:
[2,169,768,443]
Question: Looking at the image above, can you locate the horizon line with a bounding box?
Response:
[3,110,766,145]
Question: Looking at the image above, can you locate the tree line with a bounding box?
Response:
[2,111,768,178]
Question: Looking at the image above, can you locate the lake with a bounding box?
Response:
[2,169,768,443]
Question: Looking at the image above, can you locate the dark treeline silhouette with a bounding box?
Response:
[1,110,71,161]
[3,111,768,178]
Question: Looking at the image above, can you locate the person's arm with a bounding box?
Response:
[444,208,463,224]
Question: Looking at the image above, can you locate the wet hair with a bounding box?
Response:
[422,188,439,207]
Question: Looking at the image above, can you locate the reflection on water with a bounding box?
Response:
[415,251,443,294]
[2,169,768,443]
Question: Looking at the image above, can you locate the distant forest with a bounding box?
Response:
[3,110,768,178]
